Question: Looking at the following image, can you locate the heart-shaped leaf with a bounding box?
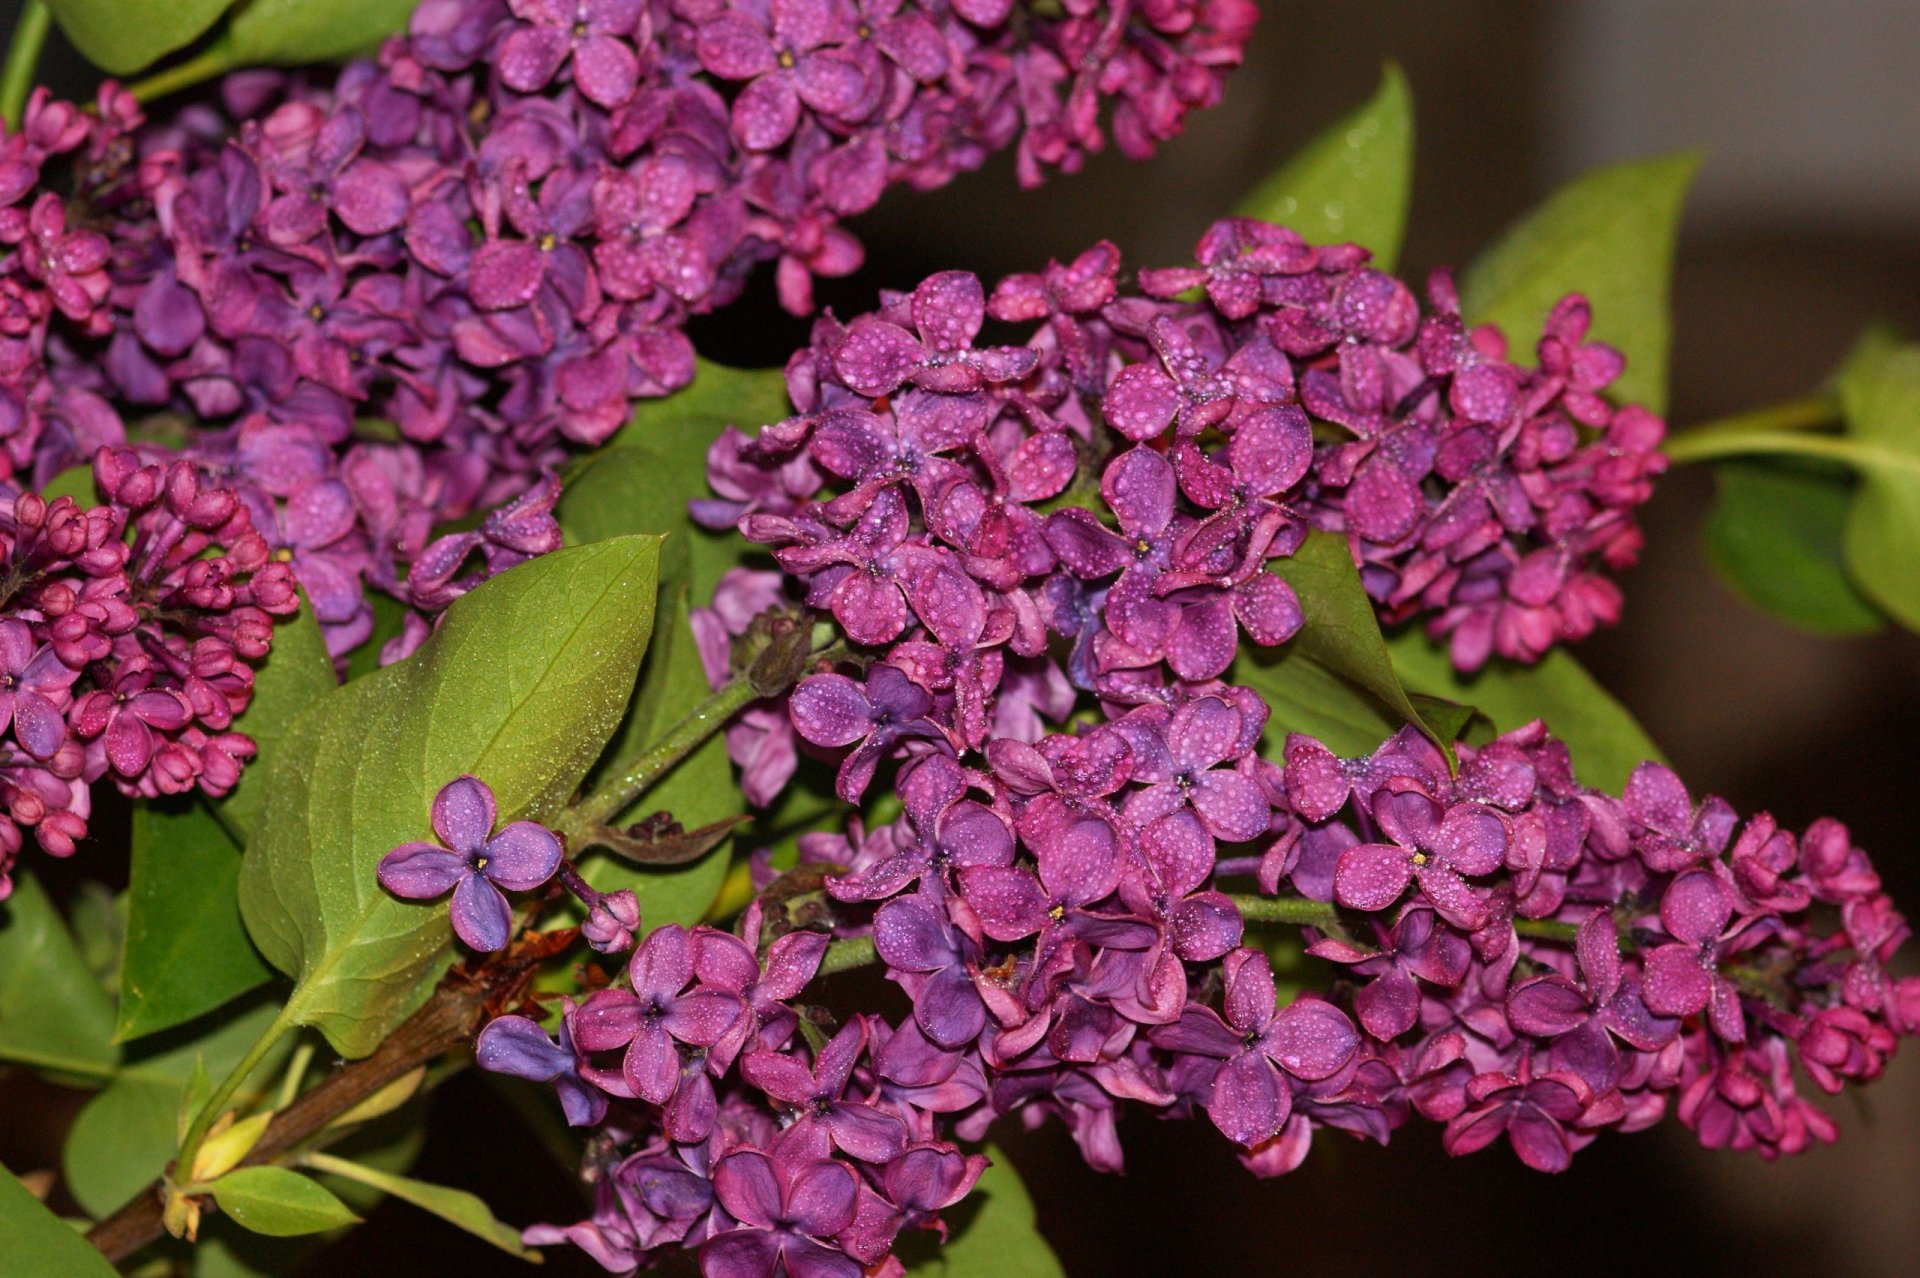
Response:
[1461,153,1699,413]
[117,800,273,1043]
[1236,62,1414,270]
[239,537,662,1056]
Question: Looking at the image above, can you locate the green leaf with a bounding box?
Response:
[1261,530,1464,765]
[300,1152,538,1260]
[38,464,97,505]
[44,0,233,74]
[63,998,292,1220]
[1703,457,1885,634]
[599,357,793,593]
[343,591,412,683]
[901,1146,1063,1278]
[220,599,338,837]
[116,599,335,1042]
[560,449,737,927]
[1461,153,1699,413]
[239,538,663,1056]
[0,872,119,1081]
[1838,338,1920,629]
[1384,631,1662,794]
[0,1166,118,1278]
[225,0,416,64]
[209,1166,359,1237]
[69,882,123,993]
[117,800,274,1043]
[1236,63,1414,271]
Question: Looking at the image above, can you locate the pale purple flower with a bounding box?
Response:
[376,774,564,951]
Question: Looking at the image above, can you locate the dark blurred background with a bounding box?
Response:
[4,2,1918,1275]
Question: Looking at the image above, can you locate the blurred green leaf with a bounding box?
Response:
[225,0,414,64]
[1236,62,1414,270]
[0,871,119,1081]
[901,1146,1063,1278]
[0,1166,117,1277]
[1703,457,1885,634]
[63,998,292,1220]
[1837,336,1920,629]
[208,1166,359,1237]
[239,539,662,1057]
[1461,153,1699,412]
[117,801,273,1043]
[44,0,232,74]
[38,464,96,505]
[1385,631,1662,793]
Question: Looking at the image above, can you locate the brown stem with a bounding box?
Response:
[85,953,539,1265]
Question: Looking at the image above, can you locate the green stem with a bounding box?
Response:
[276,1041,316,1111]
[124,39,234,105]
[1661,427,1920,475]
[815,936,876,977]
[563,674,762,837]
[0,0,50,130]
[174,1005,296,1187]
[1227,893,1585,946]
[1227,894,1343,927]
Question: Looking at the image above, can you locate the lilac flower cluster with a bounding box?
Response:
[704,219,1667,701]
[475,702,1916,1274]
[5,0,1251,662]
[455,223,1911,1270]
[0,447,297,897]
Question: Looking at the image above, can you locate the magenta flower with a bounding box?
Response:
[497,0,644,107]
[1442,1054,1593,1173]
[1623,762,1737,872]
[1152,949,1359,1146]
[787,663,945,801]
[1306,906,1472,1041]
[696,0,876,150]
[829,753,1015,902]
[1504,912,1677,1091]
[375,774,563,951]
[569,925,744,1104]
[872,893,988,1047]
[741,1018,907,1163]
[1641,869,1751,1042]
[0,619,78,759]
[1333,779,1509,928]
[831,272,1036,397]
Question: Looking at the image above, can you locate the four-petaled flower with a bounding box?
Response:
[376,774,564,951]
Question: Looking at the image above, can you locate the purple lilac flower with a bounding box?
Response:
[377,774,563,951]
